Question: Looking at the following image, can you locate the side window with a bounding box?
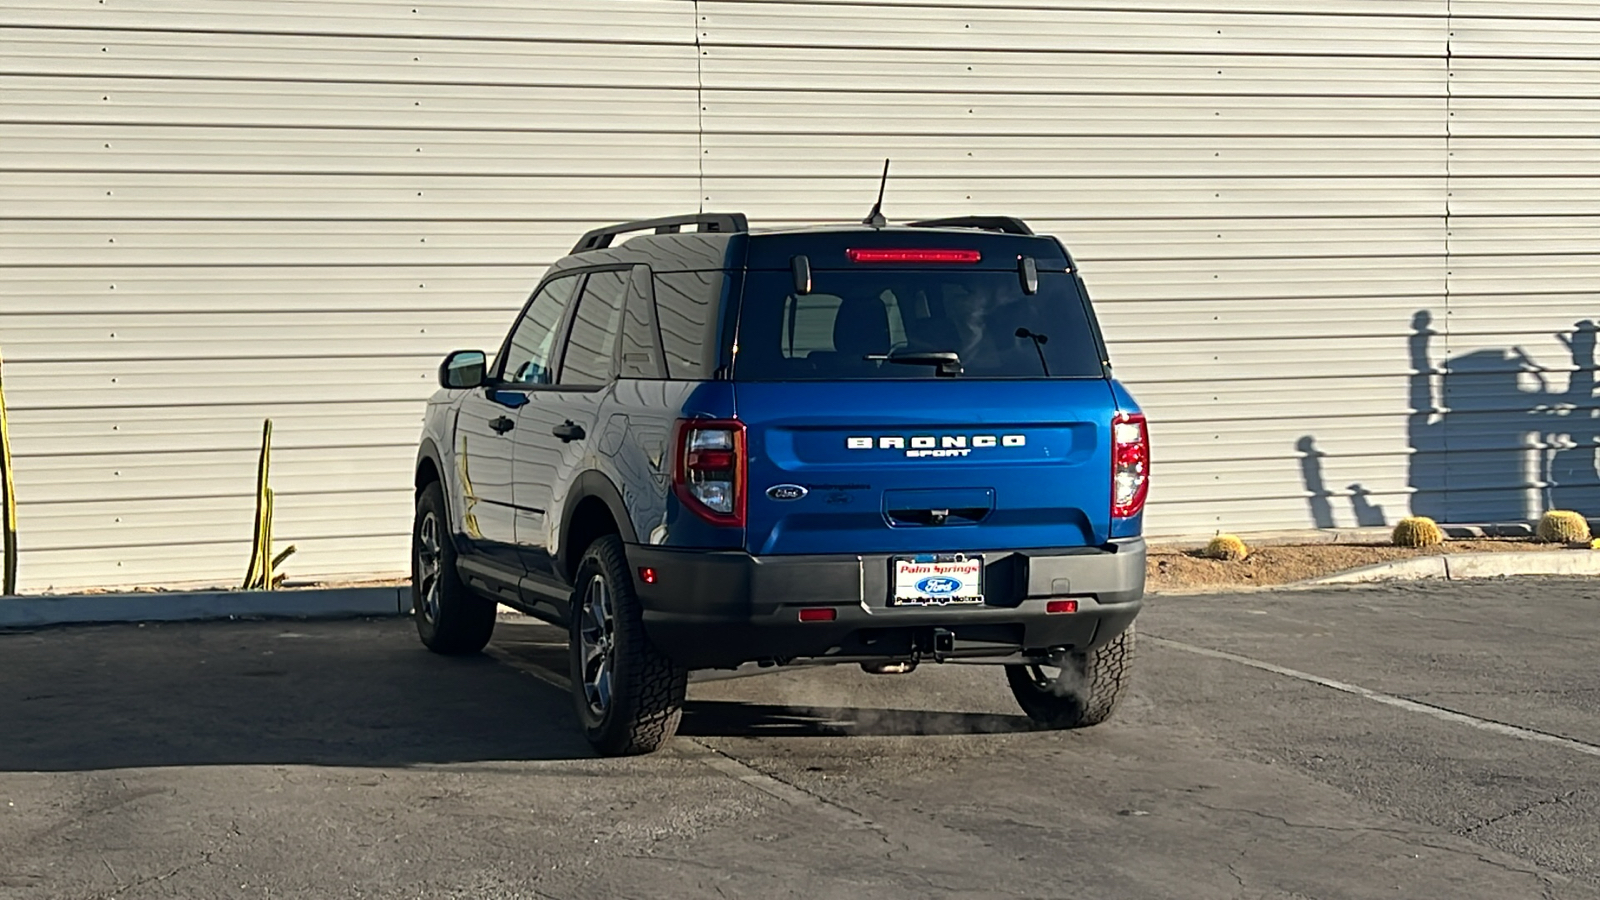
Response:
[653,271,723,379]
[499,274,580,386]
[619,264,665,379]
[558,269,629,385]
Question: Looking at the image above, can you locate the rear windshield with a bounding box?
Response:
[732,270,1105,381]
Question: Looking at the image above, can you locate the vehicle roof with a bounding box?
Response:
[546,221,1072,275]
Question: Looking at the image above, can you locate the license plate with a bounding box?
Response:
[891,554,984,606]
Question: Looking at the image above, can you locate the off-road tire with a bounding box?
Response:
[1006,624,1135,728]
[568,535,687,756]
[412,480,496,655]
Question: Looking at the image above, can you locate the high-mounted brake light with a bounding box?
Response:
[1111,411,1150,519]
[673,419,746,528]
[846,248,981,264]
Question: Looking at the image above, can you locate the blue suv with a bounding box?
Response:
[412,213,1148,756]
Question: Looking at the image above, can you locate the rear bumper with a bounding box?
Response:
[628,539,1145,670]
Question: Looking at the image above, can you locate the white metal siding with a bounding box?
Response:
[0,1,701,591]
[1,0,1596,591]
[696,0,1451,537]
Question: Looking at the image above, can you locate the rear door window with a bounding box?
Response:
[558,269,629,386]
[733,270,1105,381]
[618,264,666,379]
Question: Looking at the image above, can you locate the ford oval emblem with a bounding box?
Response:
[916,576,962,596]
[766,484,808,501]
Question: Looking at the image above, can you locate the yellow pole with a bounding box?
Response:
[243,419,273,590]
[0,348,16,595]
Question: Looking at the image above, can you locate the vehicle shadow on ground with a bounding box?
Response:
[0,618,597,771]
[680,700,1037,737]
[497,618,1041,738]
[0,618,1035,772]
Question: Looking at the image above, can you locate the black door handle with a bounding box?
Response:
[552,421,586,442]
[489,416,515,435]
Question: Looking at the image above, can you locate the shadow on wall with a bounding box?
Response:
[1298,313,1600,528]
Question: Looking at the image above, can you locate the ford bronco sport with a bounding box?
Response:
[412,212,1148,756]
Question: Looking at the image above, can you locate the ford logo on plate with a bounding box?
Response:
[766,484,808,501]
[916,576,962,596]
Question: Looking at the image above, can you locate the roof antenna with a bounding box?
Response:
[862,158,890,229]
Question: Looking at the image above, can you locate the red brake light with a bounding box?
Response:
[846,248,981,264]
[673,419,746,528]
[1112,411,1150,519]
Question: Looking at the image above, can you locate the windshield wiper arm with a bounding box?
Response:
[865,350,963,377]
[1015,327,1051,376]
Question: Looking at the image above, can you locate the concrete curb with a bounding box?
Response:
[1307,550,1600,586]
[0,587,408,629]
[1150,523,1537,552]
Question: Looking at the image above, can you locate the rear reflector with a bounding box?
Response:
[797,607,837,622]
[638,567,657,585]
[1046,600,1079,614]
[847,248,981,264]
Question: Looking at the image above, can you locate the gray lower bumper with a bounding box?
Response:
[627,539,1146,669]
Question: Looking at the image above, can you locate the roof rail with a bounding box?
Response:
[906,216,1034,236]
[571,212,749,254]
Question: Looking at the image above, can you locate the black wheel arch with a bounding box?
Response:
[557,470,639,585]
[415,437,447,493]
[415,437,467,553]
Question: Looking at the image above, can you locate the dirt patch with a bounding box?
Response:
[1147,539,1573,593]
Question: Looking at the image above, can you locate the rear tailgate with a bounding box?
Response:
[738,379,1117,556]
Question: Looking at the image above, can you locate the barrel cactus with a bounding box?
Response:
[1201,534,1248,561]
[1537,509,1591,544]
[1391,516,1444,548]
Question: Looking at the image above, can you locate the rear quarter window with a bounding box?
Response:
[653,270,726,380]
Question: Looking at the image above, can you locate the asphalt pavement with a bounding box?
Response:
[1,578,1597,899]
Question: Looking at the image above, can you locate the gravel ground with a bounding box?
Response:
[2,578,1598,899]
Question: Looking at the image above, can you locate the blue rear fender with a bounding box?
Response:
[613,380,746,551]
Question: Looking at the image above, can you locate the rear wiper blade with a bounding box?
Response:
[865,350,964,377]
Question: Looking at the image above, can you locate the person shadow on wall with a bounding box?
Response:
[1299,313,1600,528]
[1293,436,1389,528]
[1406,311,1592,522]
[1546,320,1600,514]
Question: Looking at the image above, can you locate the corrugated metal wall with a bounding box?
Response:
[1,1,1595,591]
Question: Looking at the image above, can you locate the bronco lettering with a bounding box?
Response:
[845,434,1026,458]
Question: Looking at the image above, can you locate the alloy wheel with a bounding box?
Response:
[578,573,616,716]
[417,511,443,623]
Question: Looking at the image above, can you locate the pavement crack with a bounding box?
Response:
[1190,800,1416,837]
[1227,860,1247,891]
[1194,802,1566,893]
[75,819,240,900]
[1458,791,1581,836]
[681,739,890,842]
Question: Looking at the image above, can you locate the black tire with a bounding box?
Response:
[412,480,496,655]
[568,534,687,756]
[1005,625,1135,728]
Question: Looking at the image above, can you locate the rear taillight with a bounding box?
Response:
[673,419,746,527]
[1111,411,1149,519]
